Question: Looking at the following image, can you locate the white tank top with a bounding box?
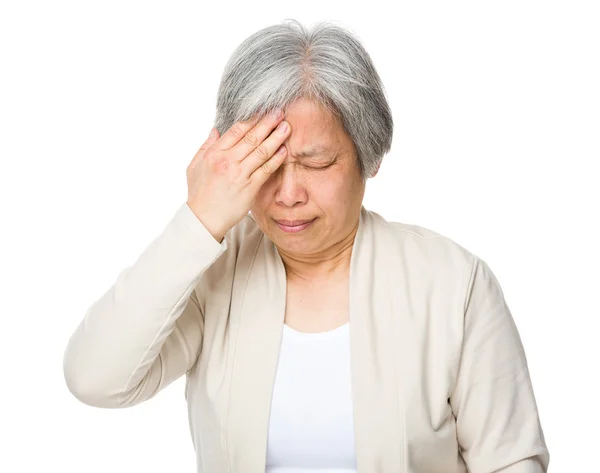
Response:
[265,322,358,473]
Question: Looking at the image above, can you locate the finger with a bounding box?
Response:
[213,112,263,151]
[231,109,286,161]
[248,142,288,190]
[242,119,290,178]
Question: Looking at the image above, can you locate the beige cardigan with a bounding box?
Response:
[63,202,549,473]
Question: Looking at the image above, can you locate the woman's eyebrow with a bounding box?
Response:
[293,146,330,157]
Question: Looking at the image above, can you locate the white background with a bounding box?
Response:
[1,1,598,471]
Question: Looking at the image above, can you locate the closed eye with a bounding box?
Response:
[305,159,336,170]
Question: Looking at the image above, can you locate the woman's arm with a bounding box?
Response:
[62,202,228,408]
[449,257,550,473]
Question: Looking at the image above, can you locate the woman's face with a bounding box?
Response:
[250,97,366,257]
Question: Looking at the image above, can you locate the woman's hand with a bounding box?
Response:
[186,109,291,242]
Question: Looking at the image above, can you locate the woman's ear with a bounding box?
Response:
[371,162,381,178]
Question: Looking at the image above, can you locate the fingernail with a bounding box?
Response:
[277,121,288,133]
[209,128,216,138]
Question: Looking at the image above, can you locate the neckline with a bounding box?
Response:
[282,321,349,342]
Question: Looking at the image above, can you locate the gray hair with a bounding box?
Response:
[212,19,393,181]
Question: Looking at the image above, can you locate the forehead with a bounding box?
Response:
[280,98,347,157]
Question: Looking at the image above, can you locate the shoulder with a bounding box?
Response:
[365,208,480,283]
[365,210,500,322]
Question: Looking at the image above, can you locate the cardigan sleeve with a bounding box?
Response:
[449,257,550,473]
[62,202,228,408]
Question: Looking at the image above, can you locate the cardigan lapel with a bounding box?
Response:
[349,207,405,471]
[224,206,405,472]
[224,224,288,473]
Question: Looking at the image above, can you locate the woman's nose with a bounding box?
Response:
[274,165,308,207]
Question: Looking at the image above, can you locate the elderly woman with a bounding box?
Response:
[63,19,549,473]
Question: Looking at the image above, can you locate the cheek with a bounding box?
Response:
[253,183,272,203]
[315,173,344,191]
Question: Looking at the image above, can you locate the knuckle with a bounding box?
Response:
[231,167,246,185]
[210,157,229,173]
[243,131,260,148]
[229,124,244,139]
[254,144,269,161]
[261,160,272,174]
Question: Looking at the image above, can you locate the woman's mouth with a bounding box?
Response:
[274,218,316,233]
